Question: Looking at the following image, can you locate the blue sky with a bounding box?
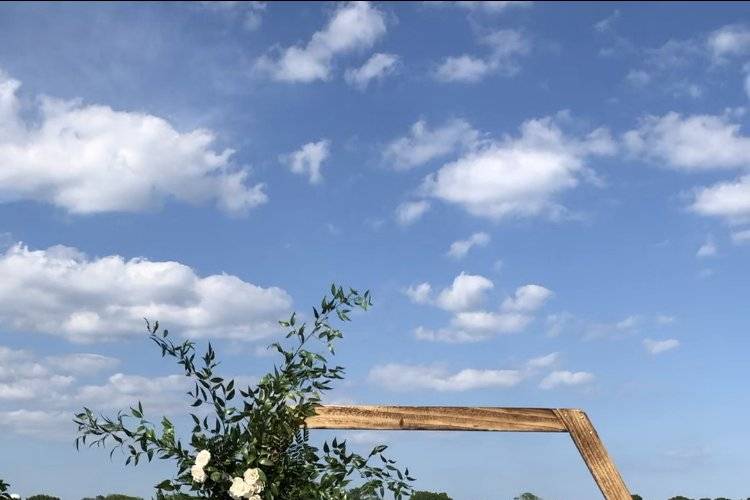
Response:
[1,2,749,499]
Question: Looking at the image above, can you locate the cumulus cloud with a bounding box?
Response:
[384,119,479,170]
[410,273,552,343]
[0,70,266,215]
[255,2,387,82]
[707,24,750,61]
[404,282,432,304]
[449,310,530,335]
[0,343,259,439]
[624,111,750,171]
[345,53,399,90]
[435,29,531,83]
[539,370,594,390]
[696,236,718,258]
[501,284,554,312]
[422,114,615,219]
[435,272,494,311]
[690,175,750,224]
[643,338,680,355]
[280,139,331,184]
[368,363,524,391]
[0,243,292,343]
[447,232,490,259]
[525,352,559,370]
[395,200,431,225]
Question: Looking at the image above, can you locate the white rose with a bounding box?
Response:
[247,481,263,496]
[195,449,211,468]
[243,467,262,486]
[228,477,252,499]
[190,464,207,483]
[246,496,261,500]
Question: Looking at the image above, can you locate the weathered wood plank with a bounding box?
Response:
[307,405,568,432]
[555,409,632,500]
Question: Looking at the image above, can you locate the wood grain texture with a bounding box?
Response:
[307,405,632,500]
[555,409,632,500]
[307,405,568,432]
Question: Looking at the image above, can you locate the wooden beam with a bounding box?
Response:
[555,409,632,500]
[306,405,631,500]
[307,405,567,432]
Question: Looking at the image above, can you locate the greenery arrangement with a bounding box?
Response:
[0,480,13,500]
[73,285,414,500]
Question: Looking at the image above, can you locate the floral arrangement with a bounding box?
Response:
[74,285,414,499]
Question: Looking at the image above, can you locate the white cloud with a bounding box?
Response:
[539,370,594,390]
[412,273,552,343]
[199,1,267,31]
[707,24,750,61]
[395,200,431,225]
[280,139,331,184]
[0,342,262,439]
[624,111,750,171]
[501,284,554,312]
[435,55,492,83]
[422,115,615,219]
[0,242,292,343]
[369,363,524,392]
[345,53,399,90]
[626,69,651,87]
[384,119,479,170]
[255,2,387,82]
[0,409,72,439]
[447,232,490,259]
[0,346,75,402]
[696,236,718,258]
[731,228,750,244]
[450,310,530,335]
[643,338,680,355]
[75,373,188,413]
[435,272,494,311]
[404,282,432,304]
[435,29,530,83]
[0,70,266,215]
[435,1,532,13]
[656,315,676,325]
[45,353,120,375]
[525,352,559,370]
[690,175,750,224]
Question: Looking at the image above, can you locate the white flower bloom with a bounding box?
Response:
[195,449,211,468]
[229,477,252,499]
[190,464,207,483]
[246,496,261,500]
[243,467,262,486]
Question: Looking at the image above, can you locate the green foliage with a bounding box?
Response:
[0,480,11,500]
[514,494,542,500]
[345,487,379,499]
[74,285,414,500]
[632,495,643,500]
[27,496,61,500]
[411,492,452,500]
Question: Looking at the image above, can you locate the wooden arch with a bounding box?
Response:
[307,406,631,500]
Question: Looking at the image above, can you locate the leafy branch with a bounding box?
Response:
[74,285,414,499]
